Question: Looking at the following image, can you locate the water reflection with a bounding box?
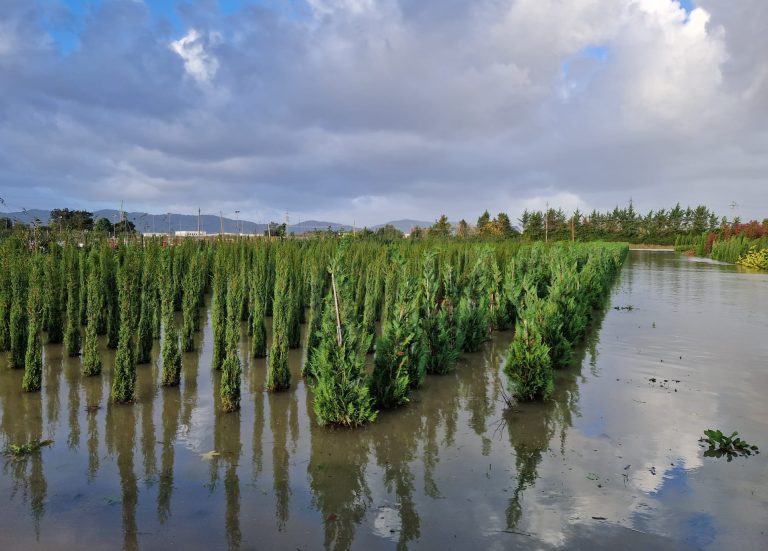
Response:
[309,425,372,551]
[270,393,291,531]
[1,251,766,550]
[106,402,138,551]
[158,386,180,524]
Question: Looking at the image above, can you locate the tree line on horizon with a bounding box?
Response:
[2,203,765,245]
[413,203,765,245]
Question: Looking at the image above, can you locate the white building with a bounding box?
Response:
[174,230,208,237]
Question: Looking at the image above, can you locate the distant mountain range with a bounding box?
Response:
[1,209,432,235]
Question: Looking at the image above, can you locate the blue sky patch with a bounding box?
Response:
[679,0,695,15]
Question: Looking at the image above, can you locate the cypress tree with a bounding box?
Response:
[45,252,64,344]
[22,256,44,392]
[250,268,267,359]
[9,257,29,369]
[211,259,227,371]
[456,250,492,353]
[105,248,120,348]
[82,267,103,376]
[267,255,291,391]
[111,251,140,403]
[160,251,182,387]
[181,269,197,352]
[78,249,88,325]
[380,262,399,327]
[420,254,462,377]
[504,314,553,401]
[0,257,9,352]
[361,268,380,352]
[135,284,153,364]
[287,267,302,349]
[63,251,81,357]
[302,263,325,376]
[309,254,376,427]
[369,274,425,409]
[221,275,243,412]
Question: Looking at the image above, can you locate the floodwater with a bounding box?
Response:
[1,251,767,550]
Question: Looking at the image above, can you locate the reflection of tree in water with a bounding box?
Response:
[250,363,265,477]
[2,390,48,538]
[65,357,81,450]
[269,393,291,531]
[179,345,199,441]
[157,386,181,524]
[465,335,508,457]
[222,411,242,551]
[373,411,421,551]
[106,402,138,551]
[210,371,243,550]
[504,401,555,531]
[308,423,372,551]
[140,372,157,486]
[44,349,62,434]
[85,377,103,481]
[502,305,605,531]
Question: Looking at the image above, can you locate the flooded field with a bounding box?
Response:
[1,250,766,550]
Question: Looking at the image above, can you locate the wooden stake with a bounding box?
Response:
[331,270,343,347]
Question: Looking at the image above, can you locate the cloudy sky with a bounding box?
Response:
[1,0,766,225]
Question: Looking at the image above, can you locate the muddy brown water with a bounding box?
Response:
[1,251,766,550]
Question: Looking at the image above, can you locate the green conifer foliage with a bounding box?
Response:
[420,254,461,377]
[369,274,425,409]
[135,285,153,364]
[361,268,380,352]
[81,267,103,376]
[0,250,10,353]
[302,262,325,375]
[221,275,243,412]
[181,269,197,352]
[45,251,64,344]
[22,256,44,392]
[78,249,88,325]
[457,250,492,352]
[211,256,227,371]
[111,251,140,403]
[504,314,553,401]
[104,248,120,349]
[250,266,267,359]
[310,254,376,427]
[63,250,82,357]
[160,251,182,387]
[9,257,29,369]
[287,281,302,349]
[267,255,291,391]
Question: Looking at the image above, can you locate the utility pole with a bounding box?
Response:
[168,212,171,235]
[235,210,241,236]
[219,211,224,236]
[545,201,549,243]
[197,208,201,235]
[119,200,124,239]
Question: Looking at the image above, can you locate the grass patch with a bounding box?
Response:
[3,439,54,457]
[699,430,758,461]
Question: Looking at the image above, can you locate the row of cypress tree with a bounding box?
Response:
[0,235,625,428]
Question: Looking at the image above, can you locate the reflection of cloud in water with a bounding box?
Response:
[371,506,400,541]
[181,404,215,453]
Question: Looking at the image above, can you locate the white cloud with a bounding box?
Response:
[1,0,767,223]
[169,29,219,84]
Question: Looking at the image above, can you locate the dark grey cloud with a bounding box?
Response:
[0,0,766,225]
